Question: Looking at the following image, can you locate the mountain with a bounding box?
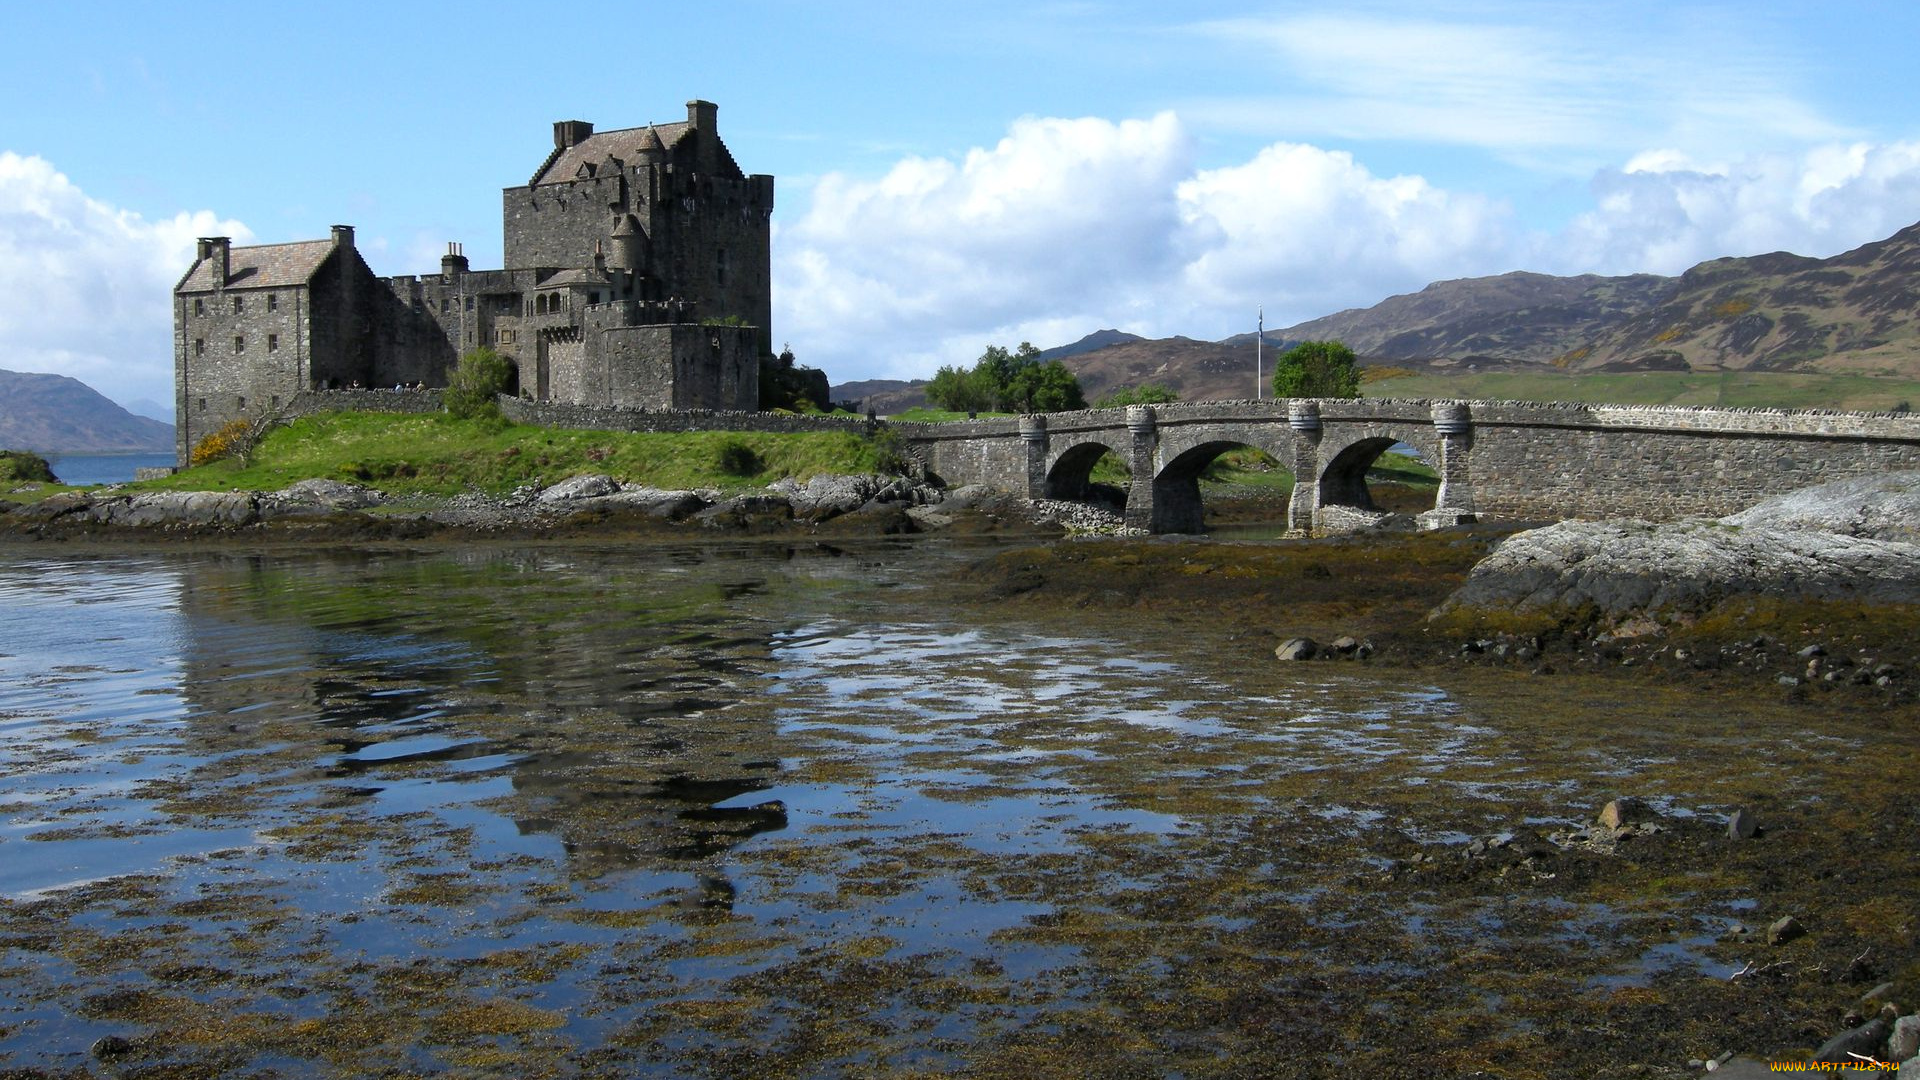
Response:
[829,378,930,414]
[1036,329,1146,363]
[0,369,176,453]
[120,397,176,424]
[1567,222,1920,375]
[1274,271,1674,367]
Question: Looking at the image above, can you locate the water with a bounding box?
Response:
[0,541,1884,1075]
[40,451,176,486]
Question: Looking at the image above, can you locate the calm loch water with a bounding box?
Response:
[0,540,1869,1076]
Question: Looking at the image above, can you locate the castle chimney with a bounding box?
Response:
[686,100,716,131]
[554,120,594,149]
[330,225,356,250]
[197,237,231,285]
[441,241,468,279]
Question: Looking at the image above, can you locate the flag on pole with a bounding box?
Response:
[1256,307,1264,399]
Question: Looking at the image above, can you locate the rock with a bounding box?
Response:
[1887,1015,1920,1062]
[538,473,620,502]
[692,494,793,529]
[91,1035,133,1060]
[1722,470,1920,544]
[1598,797,1649,830]
[904,506,955,530]
[1767,915,1805,946]
[1274,637,1317,661]
[1798,643,1828,659]
[108,490,259,527]
[1727,807,1759,840]
[1813,1007,1894,1064]
[768,474,886,518]
[1863,982,1900,1005]
[1432,516,1920,624]
[279,477,383,509]
[1328,635,1360,655]
[11,490,93,521]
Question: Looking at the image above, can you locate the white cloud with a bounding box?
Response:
[0,153,247,410]
[776,113,1920,385]
[1558,141,1920,274]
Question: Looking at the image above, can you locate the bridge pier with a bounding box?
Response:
[1123,406,1179,532]
[1286,402,1321,532]
[1019,415,1049,500]
[1419,402,1478,529]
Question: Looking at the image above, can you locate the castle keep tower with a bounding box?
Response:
[174,100,774,465]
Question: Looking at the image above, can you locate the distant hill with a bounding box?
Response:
[1566,222,1920,375]
[1036,329,1146,363]
[0,369,175,453]
[1274,271,1673,368]
[120,397,176,424]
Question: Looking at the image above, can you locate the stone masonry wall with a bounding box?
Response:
[499,398,877,436]
[176,284,313,462]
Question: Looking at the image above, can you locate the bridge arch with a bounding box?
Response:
[1313,423,1444,521]
[1148,434,1299,534]
[1044,436,1132,503]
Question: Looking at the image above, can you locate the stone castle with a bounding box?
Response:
[173,100,773,463]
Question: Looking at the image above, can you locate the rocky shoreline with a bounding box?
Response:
[0,473,1136,543]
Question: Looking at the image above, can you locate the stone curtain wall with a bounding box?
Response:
[284,389,446,418]
[499,398,878,436]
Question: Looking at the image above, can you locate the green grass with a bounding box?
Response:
[1363,369,1920,411]
[139,412,891,497]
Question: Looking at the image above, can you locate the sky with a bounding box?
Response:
[4,0,1919,414]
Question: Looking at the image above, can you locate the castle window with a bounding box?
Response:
[268,333,279,352]
[268,293,278,312]
[588,291,600,305]
[233,336,244,354]
[194,338,205,356]
[232,295,244,314]
[238,396,246,409]
[271,395,280,408]
[198,398,206,412]
[465,297,474,311]
[194,297,205,316]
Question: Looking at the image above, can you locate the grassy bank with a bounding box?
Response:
[133,412,894,497]
[1364,368,1920,411]
[895,371,1920,415]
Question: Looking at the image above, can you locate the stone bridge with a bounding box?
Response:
[897,399,1920,533]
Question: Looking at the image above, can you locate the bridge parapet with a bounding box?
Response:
[896,398,1920,533]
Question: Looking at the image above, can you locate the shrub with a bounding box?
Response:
[445,347,514,419]
[190,418,256,467]
[868,427,914,476]
[0,450,56,483]
[715,438,762,477]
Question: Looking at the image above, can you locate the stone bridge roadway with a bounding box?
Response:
[896,398,1920,533]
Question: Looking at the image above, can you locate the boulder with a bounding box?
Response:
[1722,470,1920,544]
[1813,1007,1894,1064]
[109,491,259,528]
[1434,519,1920,624]
[1274,637,1317,661]
[538,474,620,502]
[1728,806,1759,840]
[1598,798,1649,830]
[1888,1015,1920,1062]
[1767,915,1805,946]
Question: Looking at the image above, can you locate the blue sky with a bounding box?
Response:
[4,0,1919,411]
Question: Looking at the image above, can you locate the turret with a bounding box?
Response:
[608,214,645,271]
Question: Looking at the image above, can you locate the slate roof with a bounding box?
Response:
[532,123,692,187]
[539,267,613,288]
[177,240,335,292]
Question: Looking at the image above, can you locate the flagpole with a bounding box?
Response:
[1256,307,1263,399]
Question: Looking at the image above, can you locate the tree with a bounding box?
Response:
[444,347,515,419]
[1271,340,1361,399]
[923,341,1084,414]
[1001,361,1086,413]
